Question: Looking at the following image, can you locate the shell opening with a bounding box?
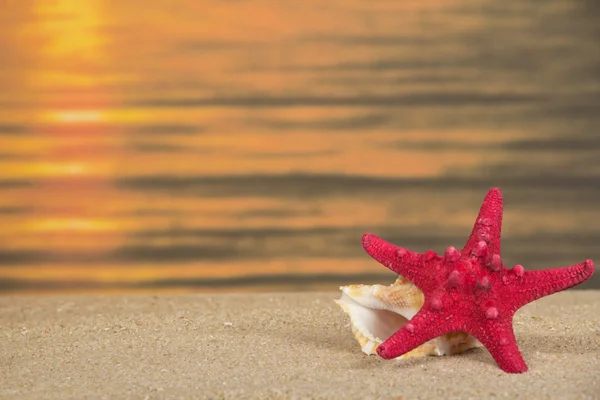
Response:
[338,292,409,342]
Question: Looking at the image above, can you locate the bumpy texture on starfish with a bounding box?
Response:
[362,188,594,373]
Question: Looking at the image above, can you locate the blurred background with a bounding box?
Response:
[1,0,599,294]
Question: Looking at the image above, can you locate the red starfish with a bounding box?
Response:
[362,188,594,373]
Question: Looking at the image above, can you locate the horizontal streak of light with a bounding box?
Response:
[0,161,109,179]
[23,218,121,232]
[0,258,381,283]
[46,110,105,124]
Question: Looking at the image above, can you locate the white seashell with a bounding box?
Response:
[335,276,480,359]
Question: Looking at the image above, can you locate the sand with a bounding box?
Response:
[1,291,599,400]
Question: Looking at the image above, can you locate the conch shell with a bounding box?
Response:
[335,276,479,359]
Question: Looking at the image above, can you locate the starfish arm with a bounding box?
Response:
[461,187,503,256]
[471,320,527,373]
[376,307,454,359]
[509,259,594,310]
[362,233,432,290]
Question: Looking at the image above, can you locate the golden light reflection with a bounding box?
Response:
[0,0,129,260]
[0,160,107,179]
[38,107,154,126]
[34,0,105,61]
[5,259,387,283]
[25,218,119,233]
[45,109,105,124]
[29,161,87,177]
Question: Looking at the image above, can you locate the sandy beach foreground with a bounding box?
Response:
[1,291,599,400]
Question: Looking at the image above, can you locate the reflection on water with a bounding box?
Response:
[1,0,599,293]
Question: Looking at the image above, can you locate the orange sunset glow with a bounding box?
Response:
[0,0,598,293]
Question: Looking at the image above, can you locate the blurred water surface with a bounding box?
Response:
[1,0,599,293]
